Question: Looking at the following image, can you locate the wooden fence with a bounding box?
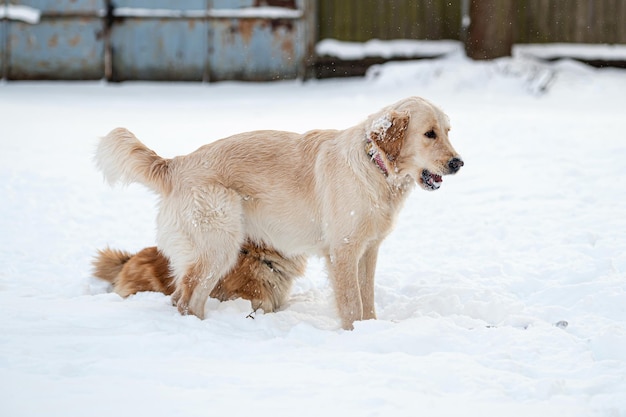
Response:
[514,0,626,44]
[317,0,626,44]
[317,0,462,42]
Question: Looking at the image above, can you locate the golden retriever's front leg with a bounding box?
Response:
[327,249,363,330]
[358,242,381,321]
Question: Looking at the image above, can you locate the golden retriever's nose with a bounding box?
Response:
[448,157,464,174]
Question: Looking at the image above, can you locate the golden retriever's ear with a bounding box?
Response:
[369,110,410,162]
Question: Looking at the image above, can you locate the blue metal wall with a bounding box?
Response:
[1,0,316,81]
[210,16,305,81]
[4,0,105,79]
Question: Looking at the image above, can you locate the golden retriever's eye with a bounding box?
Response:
[425,130,437,139]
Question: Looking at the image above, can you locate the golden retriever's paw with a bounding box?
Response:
[172,289,194,316]
[250,299,275,314]
[171,289,181,306]
[176,301,189,315]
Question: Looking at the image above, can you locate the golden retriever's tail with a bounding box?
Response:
[92,247,133,285]
[95,128,171,195]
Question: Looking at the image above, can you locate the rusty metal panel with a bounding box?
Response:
[8,0,104,14]
[110,18,207,81]
[206,0,309,81]
[208,17,303,81]
[109,1,208,81]
[7,17,104,79]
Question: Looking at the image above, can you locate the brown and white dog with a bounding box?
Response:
[95,96,463,329]
[92,241,307,313]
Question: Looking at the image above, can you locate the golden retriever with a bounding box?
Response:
[95,96,463,329]
[92,241,307,313]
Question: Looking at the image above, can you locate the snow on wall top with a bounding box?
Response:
[316,39,464,60]
[112,6,302,19]
[0,5,302,21]
[0,5,41,24]
[514,43,626,61]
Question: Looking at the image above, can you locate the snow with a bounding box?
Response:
[0,4,41,24]
[514,43,626,61]
[208,7,302,19]
[1,49,626,416]
[112,7,207,18]
[112,6,302,19]
[0,4,302,20]
[370,114,392,133]
[316,39,463,59]
[317,39,626,64]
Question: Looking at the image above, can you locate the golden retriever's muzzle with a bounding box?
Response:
[421,157,464,191]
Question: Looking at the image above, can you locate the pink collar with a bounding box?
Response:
[365,139,389,176]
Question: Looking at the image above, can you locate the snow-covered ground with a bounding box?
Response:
[1,50,626,416]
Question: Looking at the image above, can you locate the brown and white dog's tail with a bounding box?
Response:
[95,128,172,195]
[92,247,175,298]
[92,247,133,285]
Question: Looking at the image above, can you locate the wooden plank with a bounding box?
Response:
[620,0,626,43]
[355,0,369,41]
[605,0,620,43]
[380,0,391,39]
[316,0,326,39]
[391,0,406,39]
[593,0,603,43]
[443,0,462,39]
[421,0,437,39]
[1,16,6,80]
[536,0,548,42]
[337,0,351,40]
[466,0,515,59]
[404,1,416,39]
[514,0,530,43]
[573,1,586,43]
[556,0,571,42]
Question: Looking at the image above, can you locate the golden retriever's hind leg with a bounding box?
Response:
[174,263,202,316]
[172,185,245,319]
